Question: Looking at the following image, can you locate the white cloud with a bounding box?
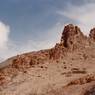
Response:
[0,21,10,50]
[57,2,95,35]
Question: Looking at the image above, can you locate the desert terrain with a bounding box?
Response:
[0,24,95,95]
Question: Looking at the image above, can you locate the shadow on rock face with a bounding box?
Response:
[84,86,95,95]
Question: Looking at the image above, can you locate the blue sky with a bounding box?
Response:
[0,0,95,60]
[0,0,85,41]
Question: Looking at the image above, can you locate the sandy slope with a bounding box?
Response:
[0,47,95,95]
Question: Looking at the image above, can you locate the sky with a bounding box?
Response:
[0,0,95,61]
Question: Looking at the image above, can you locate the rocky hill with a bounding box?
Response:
[0,24,95,95]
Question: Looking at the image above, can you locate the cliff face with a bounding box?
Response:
[89,28,95,42]
[61,24,85,48]
[0,24,95,95]
[49,24,91,60]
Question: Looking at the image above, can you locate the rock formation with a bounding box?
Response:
[0,24,95,95]
[61,24,84,48]
[89,28,95,41]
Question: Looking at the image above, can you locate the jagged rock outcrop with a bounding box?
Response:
[89,28,95,41]
[67,74,95,86]
[49,43,65,60]
[49,24,90,60]
[12,50,50,70]
[61,24,87,50]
